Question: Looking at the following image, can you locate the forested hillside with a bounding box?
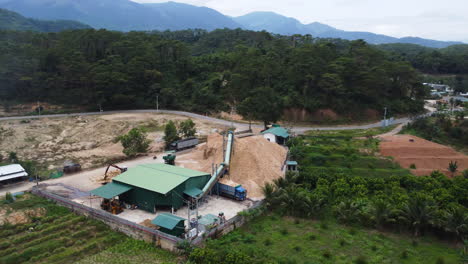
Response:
[0,29,426,123]
[0,8,90,32]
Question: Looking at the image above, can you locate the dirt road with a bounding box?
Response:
[0,109,413,134]
[0,154,166,197]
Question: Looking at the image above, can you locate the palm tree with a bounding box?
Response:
[442,206,468,242]
[371,200,396,229]
[399,197,436,237]
[334,200,362,224]
[448,161,459,177]
[261,182,277,208]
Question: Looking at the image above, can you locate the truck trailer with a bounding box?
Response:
[170,138,199,151]
[214,182,247,201]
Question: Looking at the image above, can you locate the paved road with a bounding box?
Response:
[0,109,412,134]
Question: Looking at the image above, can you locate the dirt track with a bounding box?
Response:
[379,134,468,177]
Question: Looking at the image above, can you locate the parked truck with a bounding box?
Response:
[170,138,199,151]
[214,182,247,201]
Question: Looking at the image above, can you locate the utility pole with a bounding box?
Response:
[156,94,159,112]
[383,107,388,127]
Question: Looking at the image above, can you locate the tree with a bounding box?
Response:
[238,87,283,129]
[399,197,436,237]
[118,128,150,157]
[179,119,196,138]
[448,161,459,177]
[442,206,468,241]
[164,121,179,148]
[8,152,18,163]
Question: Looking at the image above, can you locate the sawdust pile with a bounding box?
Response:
[139,219,158,229]
[177,134,288,199]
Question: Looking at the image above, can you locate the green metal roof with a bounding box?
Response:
[90,182,133,199]
[261,126,289,138]
[112,164,210,195]
[152,213,186,230]
[287,161,298,166]
[184,187,203,198]
[198,214,219,226]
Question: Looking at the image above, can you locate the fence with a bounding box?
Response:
[31,186,263,250]
[191,200,263,245]
[31,186,183,252]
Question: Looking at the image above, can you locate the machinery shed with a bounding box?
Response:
[152,213,186,237]
[91,164,211,213]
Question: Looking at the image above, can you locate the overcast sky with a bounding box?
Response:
[132,0,468,42]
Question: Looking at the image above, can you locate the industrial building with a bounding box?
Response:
[262,125,290,145]
[91,164,211,213]
[0,164,28,185]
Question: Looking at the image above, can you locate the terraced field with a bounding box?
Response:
[0,194,176,264]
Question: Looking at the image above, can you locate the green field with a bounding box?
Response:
[292,127,412,178]
[196,214,462,264]
[0,194,176,264]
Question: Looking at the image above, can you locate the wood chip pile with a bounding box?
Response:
[177,134,288,199]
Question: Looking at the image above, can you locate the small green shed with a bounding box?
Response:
[152,213,186,237]
[90,164,211,213]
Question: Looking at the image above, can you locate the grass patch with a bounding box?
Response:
[200,214,462,264]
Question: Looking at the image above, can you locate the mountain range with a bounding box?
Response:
[0,0,463,48]
[0,8,90,32]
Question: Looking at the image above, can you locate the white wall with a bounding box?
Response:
[263,133,277,143]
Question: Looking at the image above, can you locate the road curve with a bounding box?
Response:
[0,109,412,134]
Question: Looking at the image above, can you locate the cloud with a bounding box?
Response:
[131,0,468,42]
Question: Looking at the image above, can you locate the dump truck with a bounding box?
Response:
[170,138,199,151]
[214,182,247,201]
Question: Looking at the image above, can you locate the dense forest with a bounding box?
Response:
[378,43,468,92]
[0,29,427,122]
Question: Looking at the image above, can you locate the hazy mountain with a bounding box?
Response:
[0,8,90,32]
[234,12,463,48]
[0,0,241,31]
[143,2,240,31]
[0,1,462,48]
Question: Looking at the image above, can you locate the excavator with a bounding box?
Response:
[98,164,128,184]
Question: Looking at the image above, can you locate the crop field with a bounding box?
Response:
[0,194,176,264]
[199,214,461,264]
[295,128,412,178]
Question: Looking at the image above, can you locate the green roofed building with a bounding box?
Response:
[261,125,290,145]
[90,164,211,213]
[152,213,186,237]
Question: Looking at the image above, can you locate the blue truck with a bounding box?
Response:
[214,182,247,201]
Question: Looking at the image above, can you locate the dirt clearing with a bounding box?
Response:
[176,134,288,199]
[0,113,228,170]
[379,134,468,176]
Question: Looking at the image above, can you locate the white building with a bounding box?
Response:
[0,164,28,184]
[261,126,290,145]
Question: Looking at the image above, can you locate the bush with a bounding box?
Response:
[320,222,328,230]
[410,163,417,169]
[308,234,317,240]
[322,250,331,259]
[339,239,346,246]
[264,238,273,246]
[5,192,14,203]
[435,257,445,264]
[400,250,409,259]
[354,255,368,264]
[117,128,150,157]
[293,245,301,252]
[280,228,289,235]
